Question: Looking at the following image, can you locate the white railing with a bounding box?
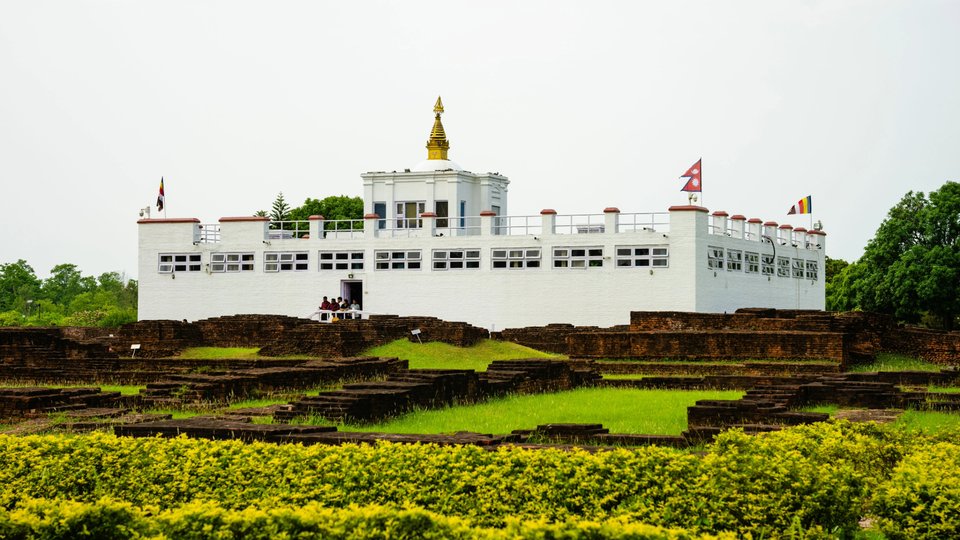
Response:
[322,219,364,239]
[617,212,670,233]
[267,220,310,239]
[197,224,221,243]
[554,213,606,234]
[495,215,542,236]
[308,309,371,322]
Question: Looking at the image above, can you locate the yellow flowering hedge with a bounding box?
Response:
[0,499,736,539]
[0,421,927,537]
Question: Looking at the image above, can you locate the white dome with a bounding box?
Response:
[411,159,463,172]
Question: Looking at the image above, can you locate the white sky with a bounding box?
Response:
[1,0,958,280]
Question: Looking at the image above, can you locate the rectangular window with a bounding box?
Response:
[708,246,724,270]
[745,252,760,274]
[396,201,425,228]
[726,249,743,272]
[158,253,202,273]
[792,258,805,279]
[615,246,669,268]
[375,250,421,270]
[210,252,254,273]
[264,252,309,272]
[553,247,603,268]
[762,254,775,276]
[459,200,466,228]
[777,256,791,278]
[319,251,364,271]
[805,260,818,280]
[374,202,386,230]
[435,201,449,228]
[492,248,540,269]
[433,249,481,270]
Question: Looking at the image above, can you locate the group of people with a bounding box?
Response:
[319,296,360,321]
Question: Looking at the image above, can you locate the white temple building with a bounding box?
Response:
[138,98,826,329]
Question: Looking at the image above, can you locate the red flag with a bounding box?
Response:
[680,159,701,193]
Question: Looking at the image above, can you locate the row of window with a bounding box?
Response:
[158,246,671,273]
[707,246,819,280]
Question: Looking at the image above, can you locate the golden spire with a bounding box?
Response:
[426,96,450,160]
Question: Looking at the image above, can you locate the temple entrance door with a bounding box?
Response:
[341,280,363,310]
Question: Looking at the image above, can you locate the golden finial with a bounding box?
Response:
[426,96,449,160]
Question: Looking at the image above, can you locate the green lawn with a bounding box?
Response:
[894,410,960,433]
[310,388,743,435]
[174,347,317,360]
[848,353,946,373]
[361,339,563,371]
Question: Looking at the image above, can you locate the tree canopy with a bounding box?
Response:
[833,181,960,329]
[288,195,363,222]
[0,260,137,327]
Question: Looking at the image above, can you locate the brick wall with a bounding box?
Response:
[567,331,845,361]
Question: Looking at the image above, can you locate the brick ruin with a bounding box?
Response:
[2,309,960,449]
[0,315,488,384]
[495,309,960,365]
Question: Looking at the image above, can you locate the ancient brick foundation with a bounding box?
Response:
[495,309,960,365]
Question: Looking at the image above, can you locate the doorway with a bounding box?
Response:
[341,280,363,310]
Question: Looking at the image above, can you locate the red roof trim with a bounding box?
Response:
[220,216,269,223]
[668,205,709,213]
[137,218,200,224]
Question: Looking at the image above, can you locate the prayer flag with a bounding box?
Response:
[788,195,812,215]
[680,159,702,193]
[156,177,165,212]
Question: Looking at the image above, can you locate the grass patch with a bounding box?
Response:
[144,409,201,420]
[326,388,742,435]
[362,339,563,371]
[928,386,960,394]
[799,404,839,415]
[848,353,945,373]
[226,398,290,409]
[0,382,145,396]
[176,347,262,360]
[601,374,647,380]
[893,410,960,434]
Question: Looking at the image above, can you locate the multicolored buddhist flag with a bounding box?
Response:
[156,177,165,212]
[680,159,702,192]
[787,196,812,215]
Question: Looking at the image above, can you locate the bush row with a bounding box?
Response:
[0,499,735,540]
[0,422,955,537]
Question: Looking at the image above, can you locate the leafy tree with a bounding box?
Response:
[0,259,41,312]
[849,181,960,329]
[41,264,96,306]
[270,192,290,222]
[289,195,364,231]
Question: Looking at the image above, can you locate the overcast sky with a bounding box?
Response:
[1,0,958,280]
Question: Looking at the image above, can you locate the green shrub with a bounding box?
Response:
[871,441,960,539]
[0,498,736,539]
[0,422,911,536]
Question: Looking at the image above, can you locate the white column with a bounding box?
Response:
[540,209,557,235]
[603,207,620,235]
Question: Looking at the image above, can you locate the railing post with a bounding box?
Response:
[480,210,496,236]
[364,213,380,239]
[420,212,437,237]
[778,224,794,245]
[711,211,729,236]
[309,215,324,240]
[730,215,745,239]
[540,209,557,235]
[603,207,619,235]
[763,221,779,243]
[747,218,763,241]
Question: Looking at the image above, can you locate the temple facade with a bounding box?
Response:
[138,98,826,329]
